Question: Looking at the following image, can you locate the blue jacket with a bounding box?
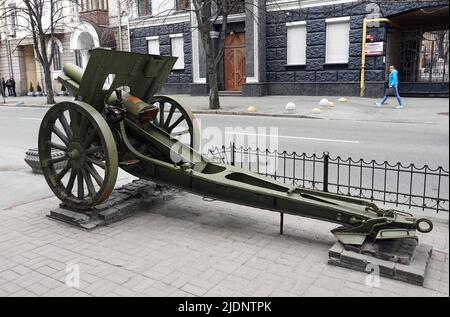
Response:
[389,70,399,87]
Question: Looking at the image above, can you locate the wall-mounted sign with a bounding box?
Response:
[365,42,384,56]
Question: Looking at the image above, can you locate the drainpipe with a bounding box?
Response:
[117,0,123,51]
[360,18,398,97]
[360,17,367,97]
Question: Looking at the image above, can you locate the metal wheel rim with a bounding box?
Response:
[38,101,118,209]
[149,95,200,150]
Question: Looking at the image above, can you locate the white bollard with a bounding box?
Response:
[285,102,296,113]
[319,98,329,107]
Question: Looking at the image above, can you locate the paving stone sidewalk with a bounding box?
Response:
[0,190,448,297]
[1,95,448,124]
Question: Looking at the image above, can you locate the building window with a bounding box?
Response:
[138,0,152,16]
[98,0,107,10]
[147,36,160,55]
[325,17,350,64]
[81,0,90,11]
[73,0,79,14]
[170,34,184,70]
[175,0,190,12]
[52,42,62,71]
[75,50,83,67]
[79,0,108,12]
[286,21,307,65]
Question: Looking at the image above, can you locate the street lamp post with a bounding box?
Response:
[1,32,9,103]
[6,34,14,79]
[2,32,14,79]
[0,79,4,104]
[1,30,16,102]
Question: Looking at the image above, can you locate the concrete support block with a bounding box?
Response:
[49,180,180,230]
[328,239,433,286]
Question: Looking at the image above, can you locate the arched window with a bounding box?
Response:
[175,0,189,12]
[52,42,62,71]
[138,0,151,16]
[48,38,64,71]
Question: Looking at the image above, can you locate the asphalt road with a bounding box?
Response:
[197,114,449,169]
[0,106,448,210]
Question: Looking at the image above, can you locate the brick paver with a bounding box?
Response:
[0,192,448,297]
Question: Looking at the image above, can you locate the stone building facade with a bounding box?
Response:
[131,21,193,93]
[129,0,449,98]
[0,0,130,96]
[262,0,448,97]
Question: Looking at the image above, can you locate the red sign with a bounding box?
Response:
[366,34,375,42]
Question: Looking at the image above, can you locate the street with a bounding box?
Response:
[0,105,448,210]
[199,114,449,169]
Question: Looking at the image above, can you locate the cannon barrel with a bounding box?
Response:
[63,63,84,84]
[57,63,83,96]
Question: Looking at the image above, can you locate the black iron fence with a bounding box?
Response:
[206,144,449,213]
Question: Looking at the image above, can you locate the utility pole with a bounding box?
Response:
[4,33,14,79]
[1,33,6,102]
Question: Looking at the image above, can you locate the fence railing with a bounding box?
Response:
[206,144,449,213]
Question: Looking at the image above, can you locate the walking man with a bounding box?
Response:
[376,65,403,109]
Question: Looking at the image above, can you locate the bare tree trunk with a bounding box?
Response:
[203,42,221,110]
[207,65,220,109]
[44,65,55,104]
[38,35,55,105]
[192,0,226,110]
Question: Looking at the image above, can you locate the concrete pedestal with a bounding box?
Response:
[328,238,433,286]
[49,179,179,230]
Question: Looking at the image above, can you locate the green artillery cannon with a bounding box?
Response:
[38,49,433,246]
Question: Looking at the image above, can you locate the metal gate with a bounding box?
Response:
[399,30,449,96]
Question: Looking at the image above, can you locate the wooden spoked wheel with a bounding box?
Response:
[38,101,118,209]
[150,96,200,150]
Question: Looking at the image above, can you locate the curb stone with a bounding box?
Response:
[1,103,322,119]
